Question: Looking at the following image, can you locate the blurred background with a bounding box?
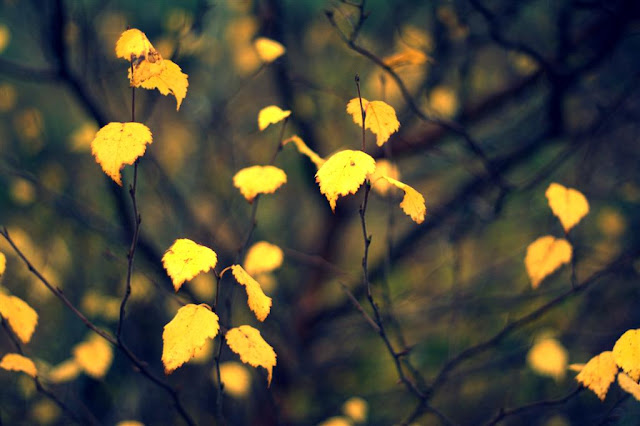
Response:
[1,0,640,424]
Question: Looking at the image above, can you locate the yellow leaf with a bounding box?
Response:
[162,304,220,374]
[283,135,325,169]
[135,60,189,110]
[342,397,368,423]
[231,265,272,322]
[128,52,165,86]
[254,37,286,63]
[346,98,400,146]
[0,290,38,344]
[568,363,585,372]
[0,353,37,377]
[315,150,376,211]
[116,422,144,426]
[244,241,284,275]
[0,251,5,275]
[258,105,291,131]
[526,337,568,380]
[545,183,590,232]
[233,165,287,202]
[369,159,400,196]
[319,417,352,426]
[162,238,218,292]
[72,334,113,379]
[613,329,640,381]
[225,325,276,385]
[91,122,153,186]
[47,359,81,383]
[617,372,640,401]
[379,176,426,224]
[219,361,252,398]
[524,236,572,289]
[383,48,429,69]
[575,351,617,401]
[115,28,155,62]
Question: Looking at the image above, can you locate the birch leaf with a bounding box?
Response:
[524,236,572,288]
[115,28,155,61]
[244,241,284,275]
[72,334,113,379]
[527,337,568,380]
[233,165,287,202]
[346,98,400,146]
[0,290,38,344]
[231,265,272,322]
[162,239,218,292]
[613,329,640,381]
[133,60,188,110]
[162,304,220,374]
[219,361,252,398]
[226,325,276,385]
[618,372,640,401]
[545,183,589,232]
[258,105,291,131]
[315,150,376,211]
[91,122,153,186]
[575,351,617,401]
[254,37,286,63]
[379,176,426,224]
[0,353,37,377]
[47,359,81,383]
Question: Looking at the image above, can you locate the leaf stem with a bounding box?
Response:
[355,74,366,151]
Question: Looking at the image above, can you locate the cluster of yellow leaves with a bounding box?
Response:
[231,265,272,322]
[0,289,38,344]
[116,28,189,110]
[525,183,588,288]
[91,122,152,186]
[225,325,277,386]
[574,329,640,401]
[0,353,37,378]
[72,334,113,379]
[233,165,287,202]
[162,238,218,291]
[346,98,400,146]
[258,105,291,131]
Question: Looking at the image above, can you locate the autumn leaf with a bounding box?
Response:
[91,122,153,186]
[0,353,37,377]
[283,135,325,169]
[612,329,640,381]
[72,334,113,379]
[545,183,589,232]
[0,252,5,275]
[254,37,286,63]
[115,28,155,62]
[219,361,252,398]
[315,150,376,211]
[226,325,276,385]
[233,165,287,202]
[162,304,220,374]
[47,359,81,383]
[524,236,572,288]
[575,351,618,400]
[132,60,189,110]
[244,241,284,275]
[342,397,368,423]
[231,265,272,322]
[346,98,400,146]
[379,176,426,224]
[383,49,430,69]
[162,239,218,292]
[0,290,38,344]
[617,372,640,401]
[369,159,400,196]
[258,105,291,131]
[526,337,568,380]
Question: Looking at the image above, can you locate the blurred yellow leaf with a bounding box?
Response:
[0,290,38,344]
[0,353,37,378]
[116,421,144,426]
[231,265,272,322]
[613,329,640,381]
[134,60,189,110]
[0,24,10,54]
[568,363,585,372]
[219,361,252,398]
[617,372,640,401]
[524,236,572,289]
[254,37,286,63]
[383,48,429,69]
[70,122,99,152]
[315,150,376,211]
[527,337,568,380]
[226,325,276,385]
[283,135,324,168]
[244,241,284,275]
[258,105,291,131]
[575,351,617,401]
[162,304,219,374]
[379,176,426,224]
[91,122,153,186]
[0,252,5,275]
[346,98,400,146]
[233,165,287,202]
[72,334,113,379]
[115,28,155,61]
[342,397,368,423]
[545,183,589,232]
[319,417,352,426]
[369,159,400,196]
[47,359,81,383]
[162,239,218,292]
[429,86,458,118]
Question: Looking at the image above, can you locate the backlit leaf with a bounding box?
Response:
[134,60,189,110]
[524,236,572,289]
[162,239,218,292]
[346,98,400,146]
[219,361,252,398]
[231,265,272,322]
[383,48,429,69]
[47,359,81,383]
[128,53,165,86]
[315,150,376,211]
[283,135,325,169]
[613,329,640,381]
[379,176,426,224]
[91,122,153,186]
[0,252,5,275]
[226,325,276,385]
[342,397,368,423]
[233,165,287,202]
[319,417,351,426]
[162,304,220,374]
[0,353,37,377]
[527,337,568,380]
[369,159,400,196]
[72,334,113,379]
[115,28,155,62]
[575,351,617,401]
[244,241,284,275]
[617,372,640,401]
[0,290,38,344]
[254,37,286,63]
[545,183,589,232]
[258,105,291,131]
